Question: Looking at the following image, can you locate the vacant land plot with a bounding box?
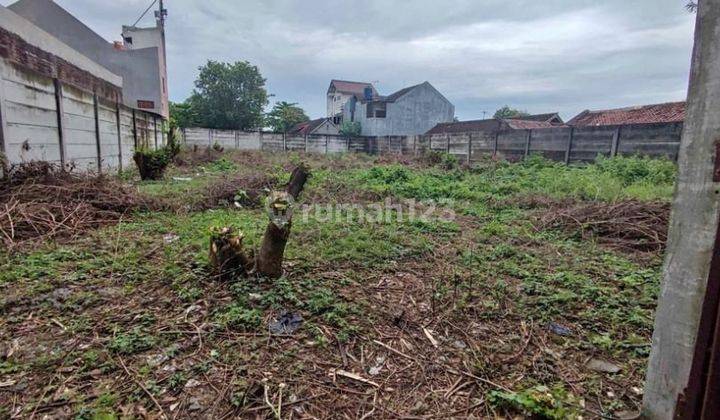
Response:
[0,150,675,419]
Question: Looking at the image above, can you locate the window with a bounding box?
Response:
[124,36,133,45]
[366,102,386,118]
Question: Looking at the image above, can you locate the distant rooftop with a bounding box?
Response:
[568,102,686,126]
[329,80,378,97]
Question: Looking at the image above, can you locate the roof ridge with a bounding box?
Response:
[584,101,686,114]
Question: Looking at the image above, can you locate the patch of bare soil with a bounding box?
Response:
[538,200,670,252]
[0,163,160,249]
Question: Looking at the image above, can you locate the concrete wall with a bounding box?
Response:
[181,124,683,164]
[0,59,164,172]
[8,0,168,119]
[349,82,454,136]
[0,6,167,173]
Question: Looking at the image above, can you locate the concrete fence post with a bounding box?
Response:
[153,116,158,149]
[492,131,499,158]
[564,127,575,165]
[644,1,720,418]
[92,94,102,173]
[115,102,122,173]
[524,129,532,159]
[467,133,472,164]
[234,130,239,149]
[132,109,138,149]
[446,133,451,154]
[325,135,329,154]
[282,132,287,151]
[610,126,621,157]
[53,79,67,167]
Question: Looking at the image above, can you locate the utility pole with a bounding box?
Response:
[644,1,720,419]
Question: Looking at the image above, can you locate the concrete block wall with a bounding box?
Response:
[0,6,166,175]
[0,59,165,173]
[181,125,682,164]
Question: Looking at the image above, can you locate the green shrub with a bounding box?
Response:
[133,147,172,180]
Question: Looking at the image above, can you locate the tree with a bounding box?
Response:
[266,101,309,133]
[686,1,697,13]
[493,106,529,119]
[339,121,361,137]
[169,101,199,130]
[189,60,269,130]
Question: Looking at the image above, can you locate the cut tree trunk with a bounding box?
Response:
[209,227,254,281]
[208,164,310,280]
[256,165,310,278]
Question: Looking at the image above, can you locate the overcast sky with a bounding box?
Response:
[12,0,697,121]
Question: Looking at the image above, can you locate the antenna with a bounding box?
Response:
[482,111,487,119]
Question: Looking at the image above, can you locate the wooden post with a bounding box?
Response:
[283,132,287,151]
[115,102,122,173]
[93,94,102,173]
[446,133,451,153]
[610,126,621,157]
[467,133,472,164]
[208,127,212,147]
[346,136,350,153]
[132,109,138,149]
[644,2,720,418]
[235,130,239,149]
[413,135,417,156]
[325,135,329,154]
[564,127,574,165]
[304,134,308,153]
[524,129,532,159]
[53,79,67,167]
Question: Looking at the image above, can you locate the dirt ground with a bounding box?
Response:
[0,150,671,419]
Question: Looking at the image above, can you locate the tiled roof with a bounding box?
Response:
[568,102,685,126]
[507,113,563,123]
[504,120,560,129]
[288,118,328,135]
[426,116,564,134]
[329,80,378,97]
[426,119,502,135]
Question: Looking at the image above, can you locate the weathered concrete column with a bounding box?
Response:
[643,1,720,418]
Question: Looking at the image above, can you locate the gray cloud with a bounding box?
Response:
[9,0,696,120]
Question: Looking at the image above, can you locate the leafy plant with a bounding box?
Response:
[133,147,172,180]
[339,121,361,137]
[489,385,581,419]
[108,328,157,355]
[266,101,309,133]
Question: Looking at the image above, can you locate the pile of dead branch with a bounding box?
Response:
[173,145,224,167]
[538,200,670,252]
[0,162,160,248]
[197,173,276,210]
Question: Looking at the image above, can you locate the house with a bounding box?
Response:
[426,113,565,135]
[327,80,378,124]
[288,118,340,136]
[568,102,685,127]
[7,0,168,119]
[341,81,454,136]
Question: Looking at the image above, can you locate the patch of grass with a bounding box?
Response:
[108,328,157,355]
